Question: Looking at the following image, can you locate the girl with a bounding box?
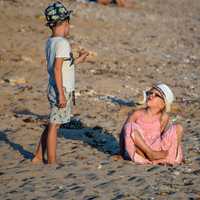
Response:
[119,83,184,165]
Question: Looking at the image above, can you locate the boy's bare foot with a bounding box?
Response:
[147,150,168,161]
[32,156,43,164]
[47,158,57,164]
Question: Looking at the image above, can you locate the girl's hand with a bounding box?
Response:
[59,94,67,108]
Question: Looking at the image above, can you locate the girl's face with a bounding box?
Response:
[146,89,165,111]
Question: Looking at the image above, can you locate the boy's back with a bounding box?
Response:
[46,37,75,93]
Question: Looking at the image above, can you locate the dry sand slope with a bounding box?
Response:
[0,0,200,199]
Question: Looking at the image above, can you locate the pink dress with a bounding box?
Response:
[123,113,183,164]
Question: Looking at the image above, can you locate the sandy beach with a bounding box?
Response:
[0,0,200,199]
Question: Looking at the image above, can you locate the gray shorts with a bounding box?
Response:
[48,85,73,124]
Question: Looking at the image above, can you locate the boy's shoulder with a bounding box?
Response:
[56,37,70,49]
[57,37,69,43]
[47,37,71,53]
[47,37,70,46]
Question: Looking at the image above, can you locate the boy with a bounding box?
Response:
[32,1,89,164]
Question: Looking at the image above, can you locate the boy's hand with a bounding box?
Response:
[75,49,89,64]
[58,94,67,108]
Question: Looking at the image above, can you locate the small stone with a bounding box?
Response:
[98,164,102,169]
[58,185,63,189]
[90,69,96,74]
[184,58,190,63]
[21,56,33,63]
[173,171,180,176]
[4,78,27,85]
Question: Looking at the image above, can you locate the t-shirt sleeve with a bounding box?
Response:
[55,39,71,58]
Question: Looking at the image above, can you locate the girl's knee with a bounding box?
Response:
[176,124,183,138]
[176,124,183,133]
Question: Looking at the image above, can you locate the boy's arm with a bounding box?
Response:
[54,58,66,108]
[74,50,89,65]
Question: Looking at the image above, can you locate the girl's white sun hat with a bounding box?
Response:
[143,83,175,112]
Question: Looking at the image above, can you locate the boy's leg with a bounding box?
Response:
[47,123,60,164]
[32,125,48,164]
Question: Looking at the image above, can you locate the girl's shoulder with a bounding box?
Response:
[160,112,170,123]
[128,108,146,122]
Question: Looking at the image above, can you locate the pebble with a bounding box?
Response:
[97,164,102,169]
[173,171,180,176]
[3,78,27,85]
[21,56,33,63]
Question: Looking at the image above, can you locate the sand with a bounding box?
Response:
[0,0,200,199]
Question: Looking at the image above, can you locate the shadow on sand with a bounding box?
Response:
[98,95,135,107]
[0,129,34,160]
[59,122,120,155]
[5,108,121,159]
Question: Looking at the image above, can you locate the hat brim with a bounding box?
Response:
[152,86,172,112]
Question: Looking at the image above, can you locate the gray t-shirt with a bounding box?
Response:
[45,37,75,92]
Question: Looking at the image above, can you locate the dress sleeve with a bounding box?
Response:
[124,122,144,139]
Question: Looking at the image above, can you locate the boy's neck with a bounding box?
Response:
[51,28,65,38]
[51,32,65,37]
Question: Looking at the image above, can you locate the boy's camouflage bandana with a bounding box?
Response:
[45,1,72,27]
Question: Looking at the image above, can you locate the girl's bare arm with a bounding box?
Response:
[160,113,170,133]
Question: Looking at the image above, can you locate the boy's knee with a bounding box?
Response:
[55,124,60,129]
[49,123,60,130]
